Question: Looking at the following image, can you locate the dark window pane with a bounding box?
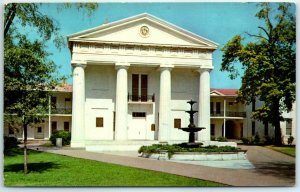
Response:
[96,117,104,128]
[174,119,181,128]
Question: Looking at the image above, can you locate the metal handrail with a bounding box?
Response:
[210,111,246,117]
[51,107,72,114]
[128,94,155,102]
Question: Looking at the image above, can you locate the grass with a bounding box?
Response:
[4,148,225,187]
[265,145,296,157]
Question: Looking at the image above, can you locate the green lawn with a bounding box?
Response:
[4,149,224,187]
[265,145,296,157]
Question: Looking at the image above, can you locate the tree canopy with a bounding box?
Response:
[220,3,295,145]
[4,3,99,174]
[4,3,98,47]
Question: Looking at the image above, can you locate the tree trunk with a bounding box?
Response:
[273,99,282,146]
[4,3,17,37]
[23,122,28,174]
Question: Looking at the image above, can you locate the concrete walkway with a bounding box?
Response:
[30,145,295,187]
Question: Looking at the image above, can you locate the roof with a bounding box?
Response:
[53,84,73,93]
[210,88,238,96]
[67,13,218,49]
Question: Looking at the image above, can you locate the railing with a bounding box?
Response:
[51,108,72,114]
[210,111,224,117]
[210,111,246,118]
[226,111,246,118]
[128,94,155,102]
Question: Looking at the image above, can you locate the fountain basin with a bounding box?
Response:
[141,151,247,161]
[179,127,205,132]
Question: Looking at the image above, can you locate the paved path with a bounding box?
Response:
[30,145,295,187]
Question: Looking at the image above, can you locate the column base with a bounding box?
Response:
[71,140,86,148]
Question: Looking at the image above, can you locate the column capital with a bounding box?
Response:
[71,61,87,69]
[115,62,130,70]
[196,66,213,73]
[159,64,174,71]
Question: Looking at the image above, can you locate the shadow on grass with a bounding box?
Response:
[254,161,295,180]
[4,147,43,157]
[4,162,60,173]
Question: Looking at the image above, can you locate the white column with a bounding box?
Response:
[115,63,129,140]
[71,63,86,147]
[48,95,51,139]
[159,65,173,142]
[197,68,212,141]
[223,99,226,137]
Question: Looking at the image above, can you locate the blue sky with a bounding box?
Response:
[35,2,294,88]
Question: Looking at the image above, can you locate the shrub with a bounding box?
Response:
[211,136,216,141]
[4,136,18,152]
[253,132,260,145]
[263,136,274,145]
[288,136,294,145]
[241,137,250,145]
[216,136,227,142]
[50,130,71,146]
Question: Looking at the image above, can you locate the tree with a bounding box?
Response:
[220,3,295,146]
[4,3,99,174]
[4,3,98,45]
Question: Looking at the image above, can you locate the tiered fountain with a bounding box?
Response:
[179,100,205,147]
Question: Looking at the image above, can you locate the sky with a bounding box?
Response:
[23,2,295,88]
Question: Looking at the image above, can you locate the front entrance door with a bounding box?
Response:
[128,112,146,140]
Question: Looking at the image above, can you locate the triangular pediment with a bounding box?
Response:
[210,90,224,96]
[68,13,218,49]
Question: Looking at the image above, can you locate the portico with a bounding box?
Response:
[68,13,218,150]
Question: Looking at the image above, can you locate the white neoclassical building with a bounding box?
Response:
[67,13,218,151]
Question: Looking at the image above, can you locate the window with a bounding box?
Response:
[51,97,57,109]
[37,127,42,133]
[132,112,146,117]
[132,74,139,101]
[96,117,104,128]
[141,75,148,101]
[210,124,215,136]
[286,119,292,135]
[151,124,155,131]
[252,121,255,136]
[216,102,221,114]
[210,102,214,115]
[65,98,71,102]
[174,119,181,128]
[131,74,148,102]
[229,102,234,106]
[64,122,70,132]
[51,121,57,133]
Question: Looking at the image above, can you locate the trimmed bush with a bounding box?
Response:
[138,144,241,159]
[50,130,71,146]
[216,136,227,142]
